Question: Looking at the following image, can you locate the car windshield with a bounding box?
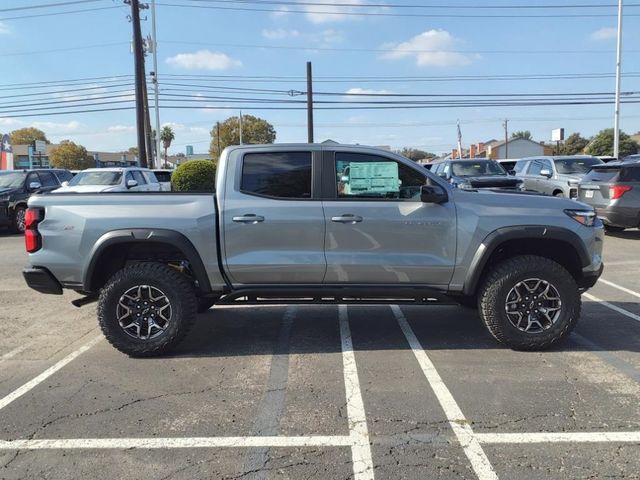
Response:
[554,158,602,175]
[68,171,122,186]
[451,161,506,177]
[0,171,26,189]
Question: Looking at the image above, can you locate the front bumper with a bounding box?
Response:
[23,267,63,295]
[578,262,604,290]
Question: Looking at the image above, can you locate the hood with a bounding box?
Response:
[52,185,122,193]
[457,175,522,188]
[0,187,19,196]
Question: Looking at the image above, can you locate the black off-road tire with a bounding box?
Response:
[98,262,197,357]
[12,205,27,234]
[478,255,581,351]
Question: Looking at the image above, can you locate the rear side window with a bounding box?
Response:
[241,152,312,199]
[154,171,172,182]
[53,170,73,182]
[142,171,158,184]
[513,160,528,174]
[620,166,640,182]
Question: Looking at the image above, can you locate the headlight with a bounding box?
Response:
[564,209,599,226]
[568,180,579,187]
[458,183,474,190]
[0,194,9,202]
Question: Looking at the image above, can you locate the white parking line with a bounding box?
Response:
[0,345,28,363]
[0,335,102,412]
[599,278,640,299]
[339,305,375,480]
[0,435,354,450]
[583,293,640,323]
[476,432,640,444]
[391,305,499,480]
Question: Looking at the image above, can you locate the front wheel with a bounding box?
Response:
[478,255,580,351]
[98,262,197,357]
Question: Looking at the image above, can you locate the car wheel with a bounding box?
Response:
[98,262,197,357]
[12,206,26,233]
[604,225,625,233]
[478,255,580,351]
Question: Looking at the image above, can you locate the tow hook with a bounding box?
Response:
[71,293,99,308]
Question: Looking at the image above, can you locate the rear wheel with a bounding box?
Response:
[478,255,580,351]
[98,262,197,357]
[12,205,26,233]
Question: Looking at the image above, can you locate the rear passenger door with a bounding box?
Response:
[222,149,326,284]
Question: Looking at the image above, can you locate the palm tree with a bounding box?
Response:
[160,126,175,166]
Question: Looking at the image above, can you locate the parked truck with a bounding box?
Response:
[23,144,604,356]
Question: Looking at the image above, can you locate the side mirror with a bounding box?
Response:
[540,169,552,178]
[126,179,138,188]
[421,184,448,204]
[28,181,42,191]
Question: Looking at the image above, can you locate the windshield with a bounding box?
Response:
[451,161,507,177]
[0,172,26,189]
[68,171,123,186]
[554,158,602,175]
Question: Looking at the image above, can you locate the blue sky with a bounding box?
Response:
[0,0,639,156]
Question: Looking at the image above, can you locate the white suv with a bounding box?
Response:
[53,167,161,193]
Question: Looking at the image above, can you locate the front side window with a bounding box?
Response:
[336,152,426,200]
[38,172,58,187]
[241,152,312,199]
[132,170,147,185]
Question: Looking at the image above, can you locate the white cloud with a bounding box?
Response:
[345,87,393,95]
[32,120,84,134]
[0,22,11,35]
[381,29,475,67]
[590,27,617,41]
[166,50,241,71]
[262,28,300,39]
[108,125,135,133]
[304,0,373,24]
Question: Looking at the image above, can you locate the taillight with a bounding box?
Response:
[610,185,632,200]
[25,207,44,253]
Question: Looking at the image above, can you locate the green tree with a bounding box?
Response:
[398,147,436,161]
[10,127,49,145]
[160,125,175,165]
[171,160,216,192]
[48,140,94,170]
[585,128,639,158]
[126,146,139,156]
[559,133,589,155]
[511,130,532,140]
[209,115,276,158]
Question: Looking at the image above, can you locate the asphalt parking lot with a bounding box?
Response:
[1,228,639,479]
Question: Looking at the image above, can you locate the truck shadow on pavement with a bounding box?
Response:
[605,228,640,240]
[166,301,640,358]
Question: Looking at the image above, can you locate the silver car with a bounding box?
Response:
[514,156,603,198]
[53,167,161,193]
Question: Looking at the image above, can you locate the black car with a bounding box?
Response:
[578,160,640,232]
[430,159,523,190]
[0,169,67,233]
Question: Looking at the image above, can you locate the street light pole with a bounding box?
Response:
[127,0,148,167]
[150,0,162,168]
[613,0,624,158]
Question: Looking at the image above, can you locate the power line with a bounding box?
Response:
[0,0,107,13]
[157,2,640,18]
[0,42,130,58]
[0,5,120,22]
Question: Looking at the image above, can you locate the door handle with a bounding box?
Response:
[331,214,363,224]
[232,214,264,224]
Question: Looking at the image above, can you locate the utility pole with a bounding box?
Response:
[126,0,148,168]
[150,0,162,168]
[239,110,243,145]
[142,73,154,168]
[306,61,314,143]
[503,119,509,159]
[216,122,221,155]
[613,0,623,158]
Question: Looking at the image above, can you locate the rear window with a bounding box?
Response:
[154,171,172,182]
[241,152,312,199]
[583,166,620,183]
[620,166,640,182]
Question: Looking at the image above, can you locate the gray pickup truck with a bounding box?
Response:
[23,144,604,356]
